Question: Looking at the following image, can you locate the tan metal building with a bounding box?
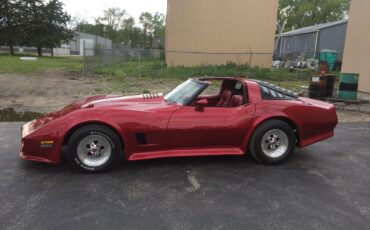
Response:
[165,0,278,67]
[342,0,370,93]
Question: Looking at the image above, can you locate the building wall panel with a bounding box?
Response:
[165,0,278,67]
[319,23,347,60]
[281,33,317,57]
[342,0,370,93]
[275,22,347,60]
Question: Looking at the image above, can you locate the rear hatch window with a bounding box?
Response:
[255,80,298,100]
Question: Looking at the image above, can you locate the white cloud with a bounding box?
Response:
[61,0,167,24]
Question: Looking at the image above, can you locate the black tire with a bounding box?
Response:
[249,119,295,165]
[67,124,122,172]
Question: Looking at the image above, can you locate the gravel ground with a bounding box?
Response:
[336,102,370,113]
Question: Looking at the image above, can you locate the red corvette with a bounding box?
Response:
[20,77,338,172]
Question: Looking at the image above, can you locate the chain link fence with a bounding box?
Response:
[83,49,163,77]
[82,48,342,94]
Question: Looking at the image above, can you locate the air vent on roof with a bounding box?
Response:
[142,93,162,100]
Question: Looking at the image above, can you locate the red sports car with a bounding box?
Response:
[20,77,338,172]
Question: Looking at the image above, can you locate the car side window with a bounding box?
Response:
[235,82,242,90]
[233,81,245,97]
[198,81,222,96]
[192,79,248,107]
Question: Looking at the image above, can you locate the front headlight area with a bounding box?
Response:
[19,122,62,164]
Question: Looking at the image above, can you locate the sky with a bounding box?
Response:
[61,0,167,24]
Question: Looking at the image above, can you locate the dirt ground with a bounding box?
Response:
[1,71,369,123]
[0,71,116,113]
[336,110,370,123]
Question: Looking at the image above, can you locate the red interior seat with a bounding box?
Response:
[229,95,243,107]
[216,90,232,107]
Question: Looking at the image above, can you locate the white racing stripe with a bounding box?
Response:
[91,93,164,105]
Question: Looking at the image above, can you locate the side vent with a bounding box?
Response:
[136,133,147,145]
[84,95,107,103]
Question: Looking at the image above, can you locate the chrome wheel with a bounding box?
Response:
[76,134,112,167]
[261,129,289,158]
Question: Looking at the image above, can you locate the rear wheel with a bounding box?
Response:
[249,120,295,165]
[67,124,122,172]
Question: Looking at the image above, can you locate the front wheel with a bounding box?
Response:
[249,120,295,165]
[67,124,122,172]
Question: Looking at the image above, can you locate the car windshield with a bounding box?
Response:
[164,79,208,105]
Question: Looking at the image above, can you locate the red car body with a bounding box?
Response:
[20,78,338,164]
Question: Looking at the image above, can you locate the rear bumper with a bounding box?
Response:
[297,101,338,148]
[299,130,334,148]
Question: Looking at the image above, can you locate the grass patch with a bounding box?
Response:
[0,54,321,95]
[93,59,314,92]
[0,54,82,74]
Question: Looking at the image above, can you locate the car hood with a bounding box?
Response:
[86,93,164,107]
[29,93,167,130]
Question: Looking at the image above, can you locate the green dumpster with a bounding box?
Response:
[338,73,359,100]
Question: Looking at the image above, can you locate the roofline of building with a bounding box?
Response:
[276,19,348,38]
[74,31,112,42]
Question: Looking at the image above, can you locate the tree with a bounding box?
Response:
[139,12,154,48]
[97,7,126,42]
[69,14,85,30]
[72,8,165,49]
[22,0,72,56]
[139,12,166,48]
[130,27,145,48]
[0,0,23,55]
[43,0,73,56]
[152,13,166,38]
[76,22,105,38]
[278,0,350,32]
[120,17,136,48]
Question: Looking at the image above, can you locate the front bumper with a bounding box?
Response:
[19,122,60,164]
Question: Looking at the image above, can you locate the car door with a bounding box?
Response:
[167,104,255,148]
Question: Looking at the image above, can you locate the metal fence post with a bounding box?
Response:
[82,40,86,77]
[247,51,253,77]
[138,51,141,79]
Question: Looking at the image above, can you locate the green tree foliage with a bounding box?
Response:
[0,0,23,55]
[139,12,166,48]
[23,0,72,56]
[152,13,166,38]
[96,7,126,43]
[278,0,350,32]
[75,22,105,37]
[119,17,144,48]
[0,0,72,56]
[75,8,166,49]
[139,12,154,47]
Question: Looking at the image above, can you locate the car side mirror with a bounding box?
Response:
[194,99,208,111]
